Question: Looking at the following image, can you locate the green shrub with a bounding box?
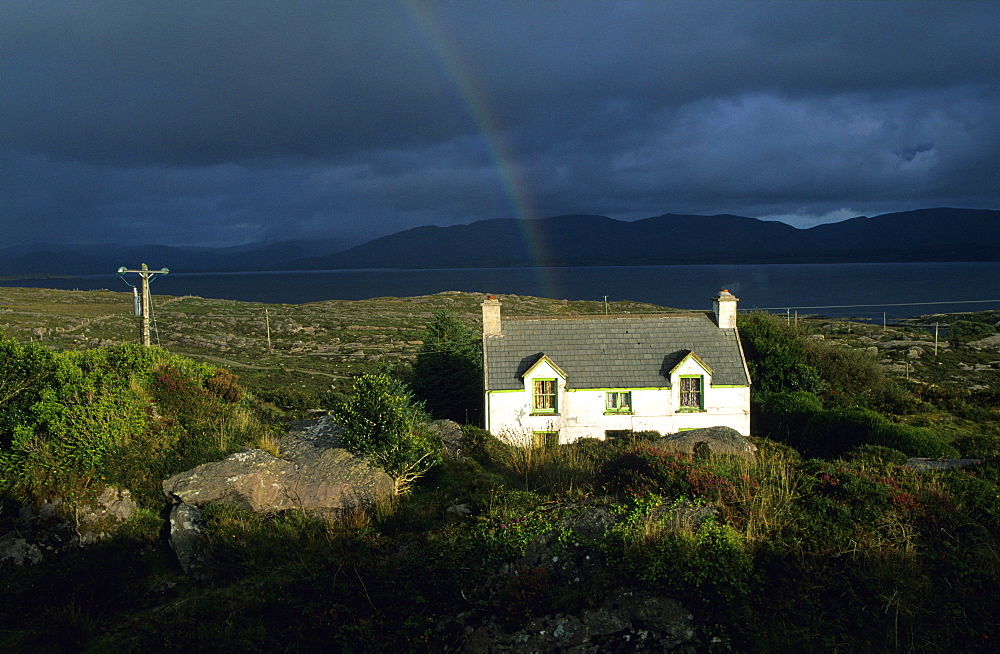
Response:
[870,423,960,458]
[952,434,1000,458]
[0,341,267,507]
[333,373,440,494]
[597,447,693,498]
[801,408,888,458]
[848,443,909,467]
[607,499,751,612]
[803,340,911,411]
[949,319,995,345]
[756,391,823,444]
[738,312,821,397]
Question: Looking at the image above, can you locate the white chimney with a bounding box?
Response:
[482,296,502,336]
[713,289,738,329]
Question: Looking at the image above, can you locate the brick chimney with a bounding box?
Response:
[713,289,738,329]
[482,295,502,336]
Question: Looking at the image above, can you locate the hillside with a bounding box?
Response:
[2,208,997,275]
[299,207,1000,269]
[1,289,998,650]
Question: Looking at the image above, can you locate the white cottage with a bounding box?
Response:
[481,291,751,446]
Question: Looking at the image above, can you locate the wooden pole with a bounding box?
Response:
[265,308,272,352]
[117,264,169,346]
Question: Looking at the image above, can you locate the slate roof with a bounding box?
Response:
[484,312,750,391]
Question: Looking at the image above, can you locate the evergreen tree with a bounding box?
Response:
[410,312,483,425]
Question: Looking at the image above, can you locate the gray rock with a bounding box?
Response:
[906,458,982,471]
[0,533,43,565]
[0,486,138,566]
[168,502,215,580]
[652,426,757,462]
[163,416,394,514]
[76,486,137,545]
[459,587,698,652]
[428,419,465,459]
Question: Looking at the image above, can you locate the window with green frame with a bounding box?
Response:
[532,379,557,413]
[679,376,704,410]
[532,431,559,448]
[605,391,632,413]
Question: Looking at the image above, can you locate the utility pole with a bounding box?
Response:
[117,264,169,346]
[265,308,273,352]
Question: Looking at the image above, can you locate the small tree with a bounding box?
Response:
[738,312,821,399]
[410,312,483,424]
[333,373,440,495]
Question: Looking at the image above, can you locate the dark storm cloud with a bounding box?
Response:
[1,1,997,247]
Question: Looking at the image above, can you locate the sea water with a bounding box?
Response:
[3,262,999,320]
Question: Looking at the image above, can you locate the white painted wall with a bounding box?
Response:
[486,378,750,445]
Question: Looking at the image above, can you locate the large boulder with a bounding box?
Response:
[162,416,394,513]
[651,426,757,462]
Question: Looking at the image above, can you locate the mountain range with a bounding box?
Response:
[1,208,997,275]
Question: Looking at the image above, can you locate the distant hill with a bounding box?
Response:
[1,208,996,275]
[299,208,1000,269]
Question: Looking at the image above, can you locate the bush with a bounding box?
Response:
[756,391,823,444]
[952,434,1000,458]
[607,499,751,612]
[870,423,960,458]
[597,447,693,498]
[802,339,909,410]
[333,373,440,494]
[847,444,909,467]
[801,408,888,458]
[0,341,267,508]
[738,312,821,397]
[949,319,995,345]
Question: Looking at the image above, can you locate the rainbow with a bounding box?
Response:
[392,2,559,297]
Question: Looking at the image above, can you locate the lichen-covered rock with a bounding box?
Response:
[76,486,138,545]
[652,426,757,462]
[0,533,43,566]
[427,419,465,460]
[0,486,138,566]
[168,502,215,580]
[162,416,393,514]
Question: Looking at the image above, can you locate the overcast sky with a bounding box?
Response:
[2,1,998,249]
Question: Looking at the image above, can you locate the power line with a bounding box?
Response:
[750,299,1000,311]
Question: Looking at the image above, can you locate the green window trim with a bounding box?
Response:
[531,378,558,414]
[576,387,665,392]
[679,375,704,411]
[605,390,633,414]
[532,431,560,448]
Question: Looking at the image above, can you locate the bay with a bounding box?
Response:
[3,262,999,320]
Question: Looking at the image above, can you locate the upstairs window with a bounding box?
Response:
[532,379,557,413]
[679,376,704,410]
[605,391,632,413]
